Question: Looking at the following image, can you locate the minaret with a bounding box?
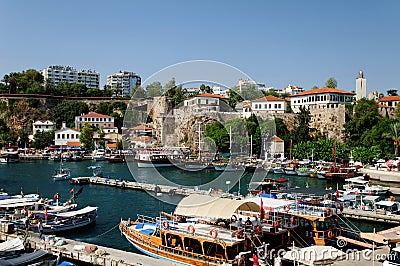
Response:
[356,70,366,100]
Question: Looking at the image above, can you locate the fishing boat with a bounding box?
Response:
[134,148,182,168]
[0,149,20,163]
[52,163,71,181]
[120,194,268,265]
[33,206,98,234]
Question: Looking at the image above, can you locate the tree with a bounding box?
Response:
[387,89,398,96]
[50,100,89,128]
[291,106,312,143]
[79,123,96,151]
[33,130,54,149]
[146,82,163,97]
[205,122,229,153]
[312,86,319,90]
[325,77,337,88]
[385,122,400,156]
[228,89,244,108]
[132,86,146,98]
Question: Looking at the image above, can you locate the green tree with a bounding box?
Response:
[291,106,312,144]
[33,130,54,149]
[132,86,146,98]
[50,100,89,128]
[384,122,400,156]
[205,122,229,153]
[146,81,163,97]
[325,77,337,88]
[228,89,244,108]
[79,123,96,151]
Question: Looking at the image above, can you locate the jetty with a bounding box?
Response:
[72,176,213,197]
[342,208,400,224]
[0,230,178,266]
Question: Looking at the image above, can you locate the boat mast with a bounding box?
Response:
[198,123,201,160]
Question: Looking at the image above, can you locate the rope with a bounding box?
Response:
[91,223,120,239]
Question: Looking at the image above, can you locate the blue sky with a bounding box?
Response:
[1,0,399,94]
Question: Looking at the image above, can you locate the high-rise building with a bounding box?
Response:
[41,65,100,89]
[106,71,141,97]
[356,70,366,100]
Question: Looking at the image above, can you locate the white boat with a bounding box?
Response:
[343,176,389,195]
[36,206,98,234]
[93,149,106,161]
[52,163,71,181]
[0,149,20,163]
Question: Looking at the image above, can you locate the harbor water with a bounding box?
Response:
[0,160,392,253]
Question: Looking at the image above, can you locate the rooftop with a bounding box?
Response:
[291,87,355,97]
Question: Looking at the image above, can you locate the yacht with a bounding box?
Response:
[93,149,106,161]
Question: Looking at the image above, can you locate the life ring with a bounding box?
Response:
[255,225,262,234]
[231,214,238,222]
[325,208,331,216]
[210,229,218,239]
[290,216,296,225]
[284,206,290,212]
[187,224,195,234]
[162,220,169,230]
[236,230,244,239]
[54,193,60,200]
[327,231,333,238]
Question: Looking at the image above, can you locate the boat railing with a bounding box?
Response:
[136,214,158,224]
[286,204,339,218]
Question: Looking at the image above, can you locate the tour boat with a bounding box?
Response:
[0,149,20,163]
[93,149,107,161]
[133,148,183,168]
[343,176,389,195]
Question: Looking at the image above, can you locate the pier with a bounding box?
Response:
[342,208,400,224]
[73,176,212,197]
[0,230,178,266]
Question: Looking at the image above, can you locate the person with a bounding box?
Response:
[167,236,172,247]
[274,254,282,266]
[245,217,252,231]
[24,218,30,233]
[38,220,44,240]
[237,218,243,230]
[253,217,261,228]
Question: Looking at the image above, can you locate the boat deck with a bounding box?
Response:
[342,208,400,224]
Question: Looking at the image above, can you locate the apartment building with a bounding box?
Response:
[106,71,141,97]
[41,65,100,88]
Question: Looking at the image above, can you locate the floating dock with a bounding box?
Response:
[0,230,178,266]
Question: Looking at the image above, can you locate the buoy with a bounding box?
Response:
[162,220,169,230]
[210,229,218,239]
[327,231,333,238]
[187,224,195,234]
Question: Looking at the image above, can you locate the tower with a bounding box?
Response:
[356,70,366,100]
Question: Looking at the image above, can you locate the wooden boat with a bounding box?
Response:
[107,154,125,163]
[120,195,270,265]
[33,206,98,234]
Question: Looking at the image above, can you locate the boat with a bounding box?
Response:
[120,194,270,265]
[0,249,57,266]
[107,153,125,163]
[134,148,184,168]
[48,153,61,161]
[343,176,389,195]
[296,167,313,176]
[0,149,20,163]
[52,163,71,181]
[93,149,106,161]
[32,206,98,234]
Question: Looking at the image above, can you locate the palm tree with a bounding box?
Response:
[386,122,400,156]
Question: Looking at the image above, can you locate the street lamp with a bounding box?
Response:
[226,180,231,193]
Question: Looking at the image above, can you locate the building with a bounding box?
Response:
[235,101,252,118]
[183,93,228,113]
[290,88,355,113]
[212,86,229,97]
[264,135,284,159]
[356,71,367,101]
[75,112,114,130]
[41,65,99,89]
[378,96,400,108]
[251,95,287,114]
[54,122,80,146]
[238,79,266,92]
[32,120,55,135]
[275,84,304,95]
[106,71,141,97]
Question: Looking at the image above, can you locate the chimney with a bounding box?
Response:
[62,122,66,129]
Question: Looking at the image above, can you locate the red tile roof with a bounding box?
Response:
[291,88,355,97]
[107,142,117,148]
[132,136,152,142]
[267,135,284,142]
[252,95,284,102]
[67,141,81,147]
[103,126,118,129]
[131,125,153,131]
[196,93,227,99]
[379,96,400,102]
[80,112,112,118]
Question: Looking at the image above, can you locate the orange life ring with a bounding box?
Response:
[187,224,195,234]
[162,220,169,230]
[255,225,262,234]
[325,208,331,216]
[210,229,218,239]
[327,230,333,238]
[236,230,244,239]
[284,206,290,212]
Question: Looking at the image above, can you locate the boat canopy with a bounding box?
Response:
[0,238,24,252]
[174,194,259,219]
[55,206,97,218]
[245,196,295,210]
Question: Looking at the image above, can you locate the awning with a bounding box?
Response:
[56,206,97,218]
[174,194,259,219]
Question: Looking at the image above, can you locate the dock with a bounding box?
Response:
[342,208,400,224]
[72,176,212,197]
[0,230,178,266]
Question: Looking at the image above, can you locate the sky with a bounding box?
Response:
[1,0,399,95]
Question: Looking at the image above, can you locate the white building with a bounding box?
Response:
[41,65,99,89]
[75,112,114,130]
[275,84,304,95]
[183,93,228,113]
[356,71,367,101]
[212,86,229,97]
[32,120,55,135]
[54,122,80,146]
[290,88,355,113]
[264,135,284,159]
[378,96,400,108]
[106,71,141,97]
[251,95,287,114]
[235,101,252,118]
[238,79,265,92]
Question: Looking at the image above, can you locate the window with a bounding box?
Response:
[57,134,60,139]
[274,104,277,108]
[278,104,282,109]
[66,134,69,139]
[264,104,267,109]
[269,104,271,109]
[62,134,65,139]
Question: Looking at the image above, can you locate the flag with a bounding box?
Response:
[45,208,48,218]
[335,189,339,202]
[260,197,265,220]
[70,188,74,194]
